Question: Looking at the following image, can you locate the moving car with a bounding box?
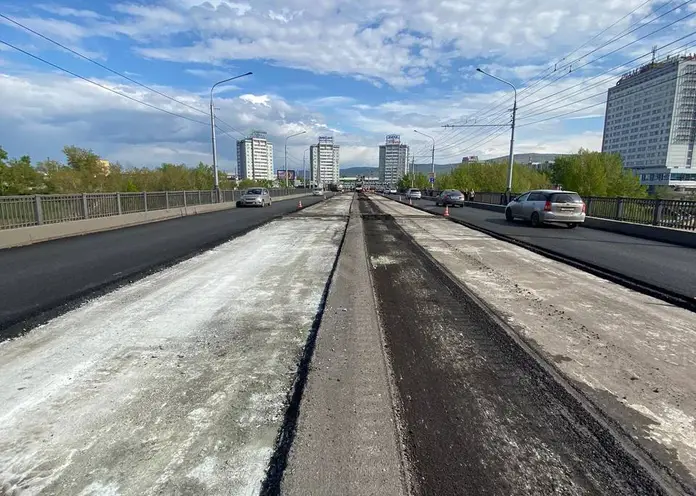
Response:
[388,188,398,194]
[405,188,422,200]
[236,188,272,208]
[435,189,465,207]
[505,189,586,228]
[312,188,324,196]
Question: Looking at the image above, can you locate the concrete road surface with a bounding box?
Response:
[0,195,351,496]
[281,200,408,496]
[372,194,696,494]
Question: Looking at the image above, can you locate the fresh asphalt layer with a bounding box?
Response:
[387,195,696,298]
[0,195,329,337]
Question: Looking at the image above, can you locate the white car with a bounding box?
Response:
[388,188,398,194]
[312,188,324,196]
[405,188,422,199]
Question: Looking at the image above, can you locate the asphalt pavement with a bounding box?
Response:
[0,195,329,338]
[387,195,696,298]
[361,197,669,495]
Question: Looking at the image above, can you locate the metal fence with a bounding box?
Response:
[446,191,696,231]
[0,188,297,230]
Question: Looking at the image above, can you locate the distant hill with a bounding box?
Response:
[340,166,378,177]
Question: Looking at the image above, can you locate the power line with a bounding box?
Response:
[434,0,692,152]
[434,15,696,157]
[0,38,210,126]
[0,12,246,138]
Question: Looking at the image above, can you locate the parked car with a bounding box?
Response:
[405,188,422,200]
[435,189,465,207]
[505,190,586,228]
[237,188,272,207]
[312,188,324,196]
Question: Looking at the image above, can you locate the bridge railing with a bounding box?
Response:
[0,188,297,231]
[428,190,696,231]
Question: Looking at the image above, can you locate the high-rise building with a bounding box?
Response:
[378,134,409,185]
[602,55,696,189]
[309,136,340,186]
[237,131,274,180]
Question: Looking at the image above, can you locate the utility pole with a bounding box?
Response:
[414,129,435,189]
[209,72,252,201]
[410,156,415,188]
[284,130,306,188]
[476,68,517,203]
[302,148,309,188]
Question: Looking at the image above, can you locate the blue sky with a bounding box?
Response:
[1,0,695,170]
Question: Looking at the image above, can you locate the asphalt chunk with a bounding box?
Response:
[360,197,668,496]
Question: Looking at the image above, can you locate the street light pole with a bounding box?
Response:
[414,129,435,189]
[210,71,252,201]
[303,148,309,189]
[284,130,307,188]
[476,68,517,203]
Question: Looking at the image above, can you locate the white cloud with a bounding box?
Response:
[0,70,336,168]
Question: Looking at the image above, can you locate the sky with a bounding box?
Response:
[1,0,695,172]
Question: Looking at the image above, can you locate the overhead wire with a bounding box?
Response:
[0,12,246,137]
[432,0,692,155]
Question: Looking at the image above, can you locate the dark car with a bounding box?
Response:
[435,189,465,207]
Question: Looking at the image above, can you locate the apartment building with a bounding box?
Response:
[602,55,696,189]
[237,131,274,181]
[378,134,409,185]
[309,136,340,186]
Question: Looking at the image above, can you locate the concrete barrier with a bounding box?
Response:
[410,197,696,249]
[0,193,310,250]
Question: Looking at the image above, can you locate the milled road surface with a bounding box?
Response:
[0,196,350,496]
[0,195,329,338]
[374,194,696,493]
[388,195,696,297]
[360,197,668,496]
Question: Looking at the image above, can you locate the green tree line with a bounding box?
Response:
[0,145,276,196]
[397,149,647,198]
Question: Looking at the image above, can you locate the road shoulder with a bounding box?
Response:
[280,202,408,496]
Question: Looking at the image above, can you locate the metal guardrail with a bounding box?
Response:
[0,188,298,230]
[420,190,696,231]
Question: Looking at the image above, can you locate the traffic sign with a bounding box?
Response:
[429,176,435,184]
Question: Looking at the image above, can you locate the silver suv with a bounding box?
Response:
[406,188,422,200]
[505,190,586,228]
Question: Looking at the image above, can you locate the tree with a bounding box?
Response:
[62,145,108,192]
[2,155,43,195]
[398,172,429,190]
[0,146,8,195]
[551,150,646,198]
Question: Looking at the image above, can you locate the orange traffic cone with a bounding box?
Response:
[298,200,303,209]
[444,205,450,217]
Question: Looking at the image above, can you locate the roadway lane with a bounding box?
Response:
[387,195,696,298]
[0,195,330,336]
[360,198,667,495]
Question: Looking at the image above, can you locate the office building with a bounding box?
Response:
[602,55,696,189]
[309,136,340,186]
[237,131,274,180]
[378,134,409,185]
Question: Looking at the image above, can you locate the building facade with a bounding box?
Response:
[237,131,274,181]
[602,55,696,189]
[378,134,409,185]
[309,136,340,186]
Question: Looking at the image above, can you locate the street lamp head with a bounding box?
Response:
[476,68,483,73]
